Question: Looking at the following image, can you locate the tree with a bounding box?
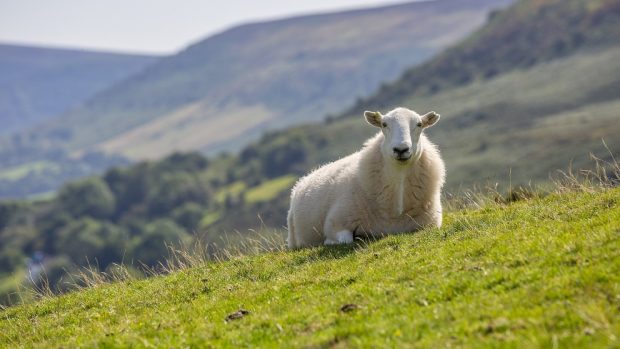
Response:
[171,202,204,231]
[38,256,74,292]
[130,219,191,267]
[146,173,209,216]
[156,152,209,173]
[0,248,24,273]
[55,218,128,269]
[57,178,116,219]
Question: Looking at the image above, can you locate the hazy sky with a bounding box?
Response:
[0,0,412,55]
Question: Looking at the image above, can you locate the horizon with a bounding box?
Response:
[0,0,427,55]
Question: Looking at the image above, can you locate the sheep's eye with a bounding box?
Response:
[382,122,387,128]
[417,122,423,127]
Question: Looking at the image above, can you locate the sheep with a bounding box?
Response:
[287,107,445,248]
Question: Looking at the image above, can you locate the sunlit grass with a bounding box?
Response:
[245,175,297,204]
[199,211,221,230]
[1,186,619,347]
[0,161,59,181]
[214,181,247,204]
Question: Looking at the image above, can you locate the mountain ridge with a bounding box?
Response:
[0,43,158,135]
[34,0,513,159]
[344,0,620,114]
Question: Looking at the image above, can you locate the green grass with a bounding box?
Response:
[26,191,56,201]
[1,188,619,347]
[214,181,247,204]
[0,269,26,301]
[0,161,59,181]
[244,175,297,204]
[199,211,222,230]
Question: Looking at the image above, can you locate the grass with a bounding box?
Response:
[1,186,619,347]
[0,269,26,302]
[199,211,222,230]
[98,104,275,160]
[26,190,56,201]
[0,161,59,181]
[214,181,247,204]
[244,175,297,204]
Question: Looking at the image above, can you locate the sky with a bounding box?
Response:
[0,0,409,55]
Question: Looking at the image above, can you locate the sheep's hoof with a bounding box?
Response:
[325,230,354,245]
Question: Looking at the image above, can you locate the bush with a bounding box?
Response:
[0,248,24,272]
[39,256,74,292]
[130,219,191,267]
[146,173,209,216]
[172,203,204,232]
[57,178,116,219]
[55,219,128,269]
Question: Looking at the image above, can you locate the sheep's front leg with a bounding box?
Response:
[323,206,354,245]
[324,230,354,245]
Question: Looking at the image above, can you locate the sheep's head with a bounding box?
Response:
[364,107,439,164]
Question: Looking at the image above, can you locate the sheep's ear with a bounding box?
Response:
[364,111,383,128]
[421,111,440,128]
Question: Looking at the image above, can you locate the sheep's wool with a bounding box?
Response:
[287,108,445,248]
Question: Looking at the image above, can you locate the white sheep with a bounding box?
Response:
[287,107,445,248]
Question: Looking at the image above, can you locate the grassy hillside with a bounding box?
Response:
[0,44,157,135]
[324,0,620,187]
[34,0,512,160]
[1,0,618,300]
[225,0,620,202]
[351,0,620,111]
[1,187,619,347]
[262,45,620,190]
[1,0,619,302]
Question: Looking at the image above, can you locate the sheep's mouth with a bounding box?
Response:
[395,154,412,162]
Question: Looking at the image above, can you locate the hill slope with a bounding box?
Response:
[34,0,513,160]
[177,0,620,234]
[258,45,620,191]
[234,0,620,194]
[0,44,158,135]
[1,188,618,347]
[352,0,620,110]
[0,0,618,289]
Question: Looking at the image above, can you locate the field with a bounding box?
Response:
[245,175,297,204]
[0,161,59,181]
[1,186,618,347]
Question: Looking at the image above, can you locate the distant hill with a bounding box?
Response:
[244,0,620,193]
[188,0,620,231]
[0,44,158,135]
[348,0,620,111]
[32,0,513,160]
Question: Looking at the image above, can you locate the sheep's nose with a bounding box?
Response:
[393,146,410,155]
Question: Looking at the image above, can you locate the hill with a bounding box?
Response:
[239,0,620,192]
[0,44,158,135]
[1,0,619,300]
[31,0,513,160]
[351,0,620,110]
[1,188,618,347]
[183,0,620,233]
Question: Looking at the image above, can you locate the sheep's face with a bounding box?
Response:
[365,107,439,164]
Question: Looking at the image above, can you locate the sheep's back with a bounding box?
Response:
[289,152,361,226]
